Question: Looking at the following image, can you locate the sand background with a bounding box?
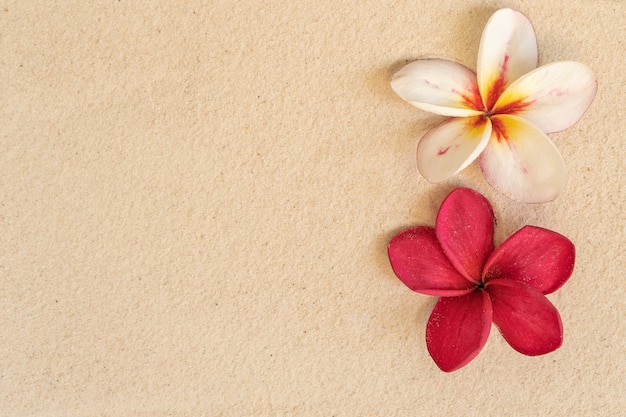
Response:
[1,1,624,415]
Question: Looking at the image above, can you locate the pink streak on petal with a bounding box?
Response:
[451,86,484,111]
[483,226,575,294]
[426,290,492,372]
[492,96,536,115]
[391,59,484,117]
[436,188,495,283]
[477,9,538,111]
[549,88,567,96]
[388,226,476,296]
[479,114,566,203]
[417,117,491,183]
[484,53,509,110]
[493,61,597,133]
[487,279,563,356]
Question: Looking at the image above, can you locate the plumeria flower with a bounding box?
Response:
[388,188,575,372]
[391,8,597,203]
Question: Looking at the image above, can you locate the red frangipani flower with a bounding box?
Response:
[388,188,575,372]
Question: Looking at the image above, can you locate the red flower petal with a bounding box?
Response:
[436,188,495,283]
[483,226,575,294]
[487,279,563,356]
[426,290,492,372]
[388,227,475,296]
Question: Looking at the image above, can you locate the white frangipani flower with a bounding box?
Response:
[391,8,597,203]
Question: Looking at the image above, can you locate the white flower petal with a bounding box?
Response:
[477,9,538,110]
[479,115,565,203]
[391,59,483,117]
[417,116,492,183]
[493,61,597,133]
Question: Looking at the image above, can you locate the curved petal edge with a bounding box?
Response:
[417,117,492,183]
[493,61,597,133]
[480,115,566,203]
[426,290,493,372]
[477,8,538,109]
[391,59,483,117]
[436,187,495,283]
[488,279,563,356]
[483,225,575,294]
[388,226,476,296]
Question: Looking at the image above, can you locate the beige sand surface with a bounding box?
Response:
[1,1,624,416]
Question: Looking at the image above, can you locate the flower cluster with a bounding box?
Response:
[391,8,596,203]
[387,9,590,372]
